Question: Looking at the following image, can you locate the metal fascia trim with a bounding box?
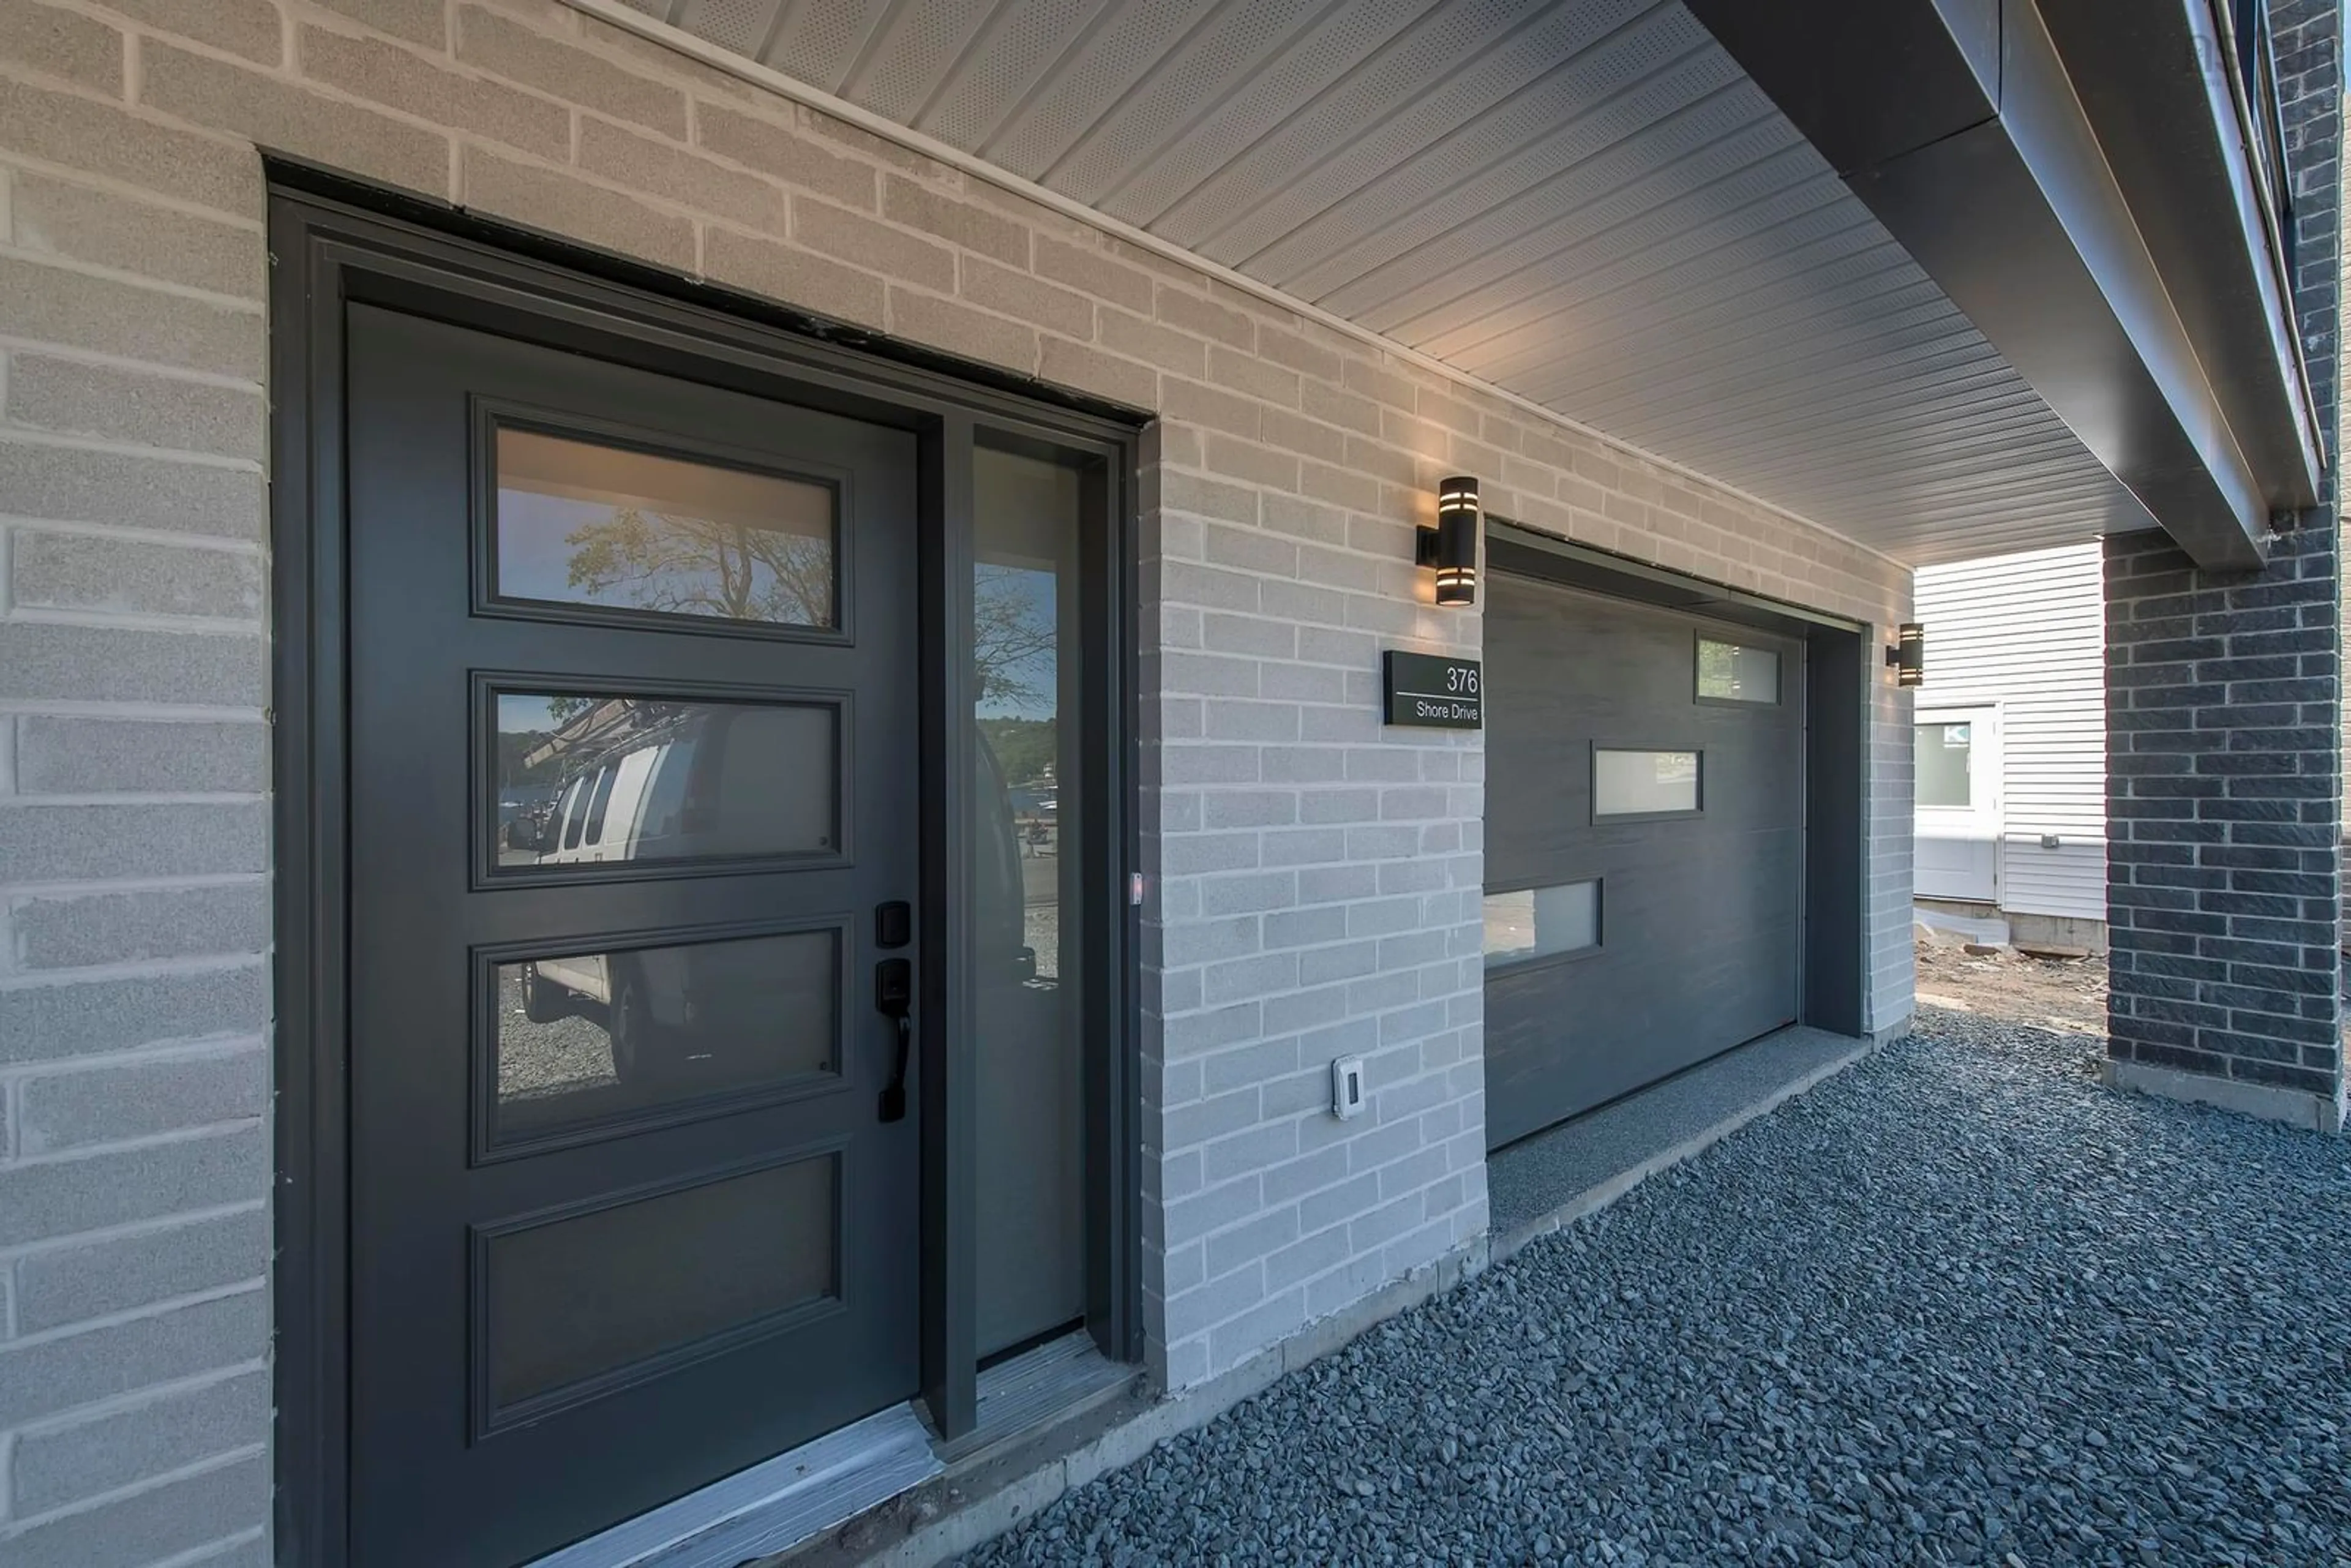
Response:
[2187,0,2327,496]
[557,0,1905,572]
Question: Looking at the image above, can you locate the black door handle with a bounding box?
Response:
[875,956,912,1123]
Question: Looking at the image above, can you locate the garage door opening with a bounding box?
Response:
[1482,527,1869,1151]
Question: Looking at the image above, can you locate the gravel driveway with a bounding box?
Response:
[965,1011,2351,1566]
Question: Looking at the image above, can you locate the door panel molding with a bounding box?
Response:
[465,1137,852,1439]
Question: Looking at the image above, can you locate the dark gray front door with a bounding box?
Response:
[343,304,920,1567]
[1483,573,1803,1148]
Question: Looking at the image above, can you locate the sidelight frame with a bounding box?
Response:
[269,173,1142,1566]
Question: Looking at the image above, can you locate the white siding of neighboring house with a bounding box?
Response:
[1913,542,2108,921]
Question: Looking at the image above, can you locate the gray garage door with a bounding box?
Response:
[1483,572,1804,1149]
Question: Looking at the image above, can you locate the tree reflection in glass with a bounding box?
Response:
[495,427,836,628]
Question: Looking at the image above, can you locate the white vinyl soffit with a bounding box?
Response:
[589,0,2156,566]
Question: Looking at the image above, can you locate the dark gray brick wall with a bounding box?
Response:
[2103,0,2344,1113]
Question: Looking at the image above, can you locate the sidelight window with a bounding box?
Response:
[969,437,1100,1360]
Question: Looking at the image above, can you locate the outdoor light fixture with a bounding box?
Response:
[1417,475,1479,606]
[1887,622,1925,687]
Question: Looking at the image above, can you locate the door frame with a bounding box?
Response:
[268,174,1142,1566]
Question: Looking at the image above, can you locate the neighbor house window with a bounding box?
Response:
[1696,637,1780,703]
[1916,721,1973,808]
[1593,748,1701,818]
[1483,880,1600,968]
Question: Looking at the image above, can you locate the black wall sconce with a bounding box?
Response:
[1416,475,1479,607]
[1886,622,1925,687]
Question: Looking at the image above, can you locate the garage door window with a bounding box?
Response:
[1593,748,1701,819]
[1483,879,1600,968]
[1695,637,1780,703]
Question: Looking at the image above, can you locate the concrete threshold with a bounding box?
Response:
[777,1023,1877,1567]
[1488,1024,1877,1263]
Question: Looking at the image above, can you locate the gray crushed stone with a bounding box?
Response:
[963,1011,2351,1566]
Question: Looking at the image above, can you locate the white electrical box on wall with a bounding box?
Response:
[1331,1056,1367,1120]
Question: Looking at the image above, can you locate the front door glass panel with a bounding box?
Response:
[490,928,842,1148]
[493,689,839,871]
[482,1155,839,1421]
[493,427,838,628]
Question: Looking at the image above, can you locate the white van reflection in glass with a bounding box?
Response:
[495,691,836,870]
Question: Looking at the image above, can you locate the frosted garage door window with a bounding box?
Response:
[1594,749,1701,817]
[1484,880,1600,968]
[1697,637,1780,703]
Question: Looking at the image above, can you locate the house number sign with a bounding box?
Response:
[1382,651,1482,730]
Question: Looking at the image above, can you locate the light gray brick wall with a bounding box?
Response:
[0,2,1916,1557]
[1869,673,1918,1034]
[1,5,278,1562]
